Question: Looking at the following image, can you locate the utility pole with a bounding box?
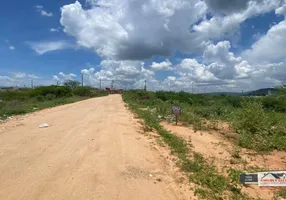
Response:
[57,81,59,86]
[144,80,147,91]
[100,79,102,90]
[81,73,84,86]
[111,80,114,89]
[31,80,34,89]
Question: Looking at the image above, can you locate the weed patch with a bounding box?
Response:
[123,91,254,200]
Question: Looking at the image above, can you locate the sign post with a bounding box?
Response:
[172,106,181,125]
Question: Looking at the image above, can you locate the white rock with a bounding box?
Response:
[39,123,49,128]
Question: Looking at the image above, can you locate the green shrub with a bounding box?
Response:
[233,101,269,135]
[262,96,286,112]
[36,95,45,101]
[73,86,92,96]
[30,86,72,98]
[45,93,56,100]
[234,100,286,151]
[0,90,31,101]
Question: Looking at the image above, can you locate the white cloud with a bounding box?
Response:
[243,20,286,63]
[58,72,77,81]
[28,41,72,55]
[9,46,15,50]
[177,58,218,82]
[0,76,16,87]
[78,60,155,88]
[11,72,40,79]
[41,10,53,17]
[53,75,60,82]
[35,5,53,17]
[52,0,286,92]
[50,27,61,32]
[60,0,208,60]
[151,60,173,71]
[13,72,26,78]
[193,0,282,40]
[275,3,286,15]
[27,74,40,79]
[35,5,43,9]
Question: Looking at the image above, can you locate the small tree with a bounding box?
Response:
[277,83,286,95]
[64,80,80,90]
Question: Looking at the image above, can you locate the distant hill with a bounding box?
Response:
[207,92,242,96]
[245,88,277,96]
[206,88,278,96]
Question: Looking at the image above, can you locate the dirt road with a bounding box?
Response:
[0,95,188,200]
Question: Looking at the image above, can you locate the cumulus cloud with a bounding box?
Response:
[275,2,286,15]
[52,73,77,85]
[78,60,155,89]
[177,58,218,82]
[193,0,282,39]
[28,74,40,79]
[28,41,73,55]
[60,0,208,60]
[11,72,40,79]
[52,75,60,82]
[243,20,286,63]
[35,5,53,17]
[13,72,26,78]
[151,60,173,71]
[0,76,17,87]
[56,0,286,92]
[58,72,77,80]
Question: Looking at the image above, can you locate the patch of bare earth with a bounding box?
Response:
[161,121,286,200]
[0,95,194,200]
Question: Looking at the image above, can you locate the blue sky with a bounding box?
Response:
[1,0,286,92]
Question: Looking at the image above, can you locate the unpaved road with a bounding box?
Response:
[0,95,188,200]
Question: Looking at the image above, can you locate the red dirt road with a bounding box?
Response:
[0,95,189,200]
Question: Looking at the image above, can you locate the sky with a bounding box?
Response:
[1,0,286,93]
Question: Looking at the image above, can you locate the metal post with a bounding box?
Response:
[81,74,84,86]
[111,80,114,89]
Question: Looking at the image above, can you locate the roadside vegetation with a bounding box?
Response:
[0,81,108,119]
[123,86,286,152]
[123,92,252,199]
[123,87,286,199]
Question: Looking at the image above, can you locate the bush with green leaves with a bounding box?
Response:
[233,100,286,151]
[73,86,92,96]
[0,90,30,101]
[45,93,56,100]
[30,86,72,98]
